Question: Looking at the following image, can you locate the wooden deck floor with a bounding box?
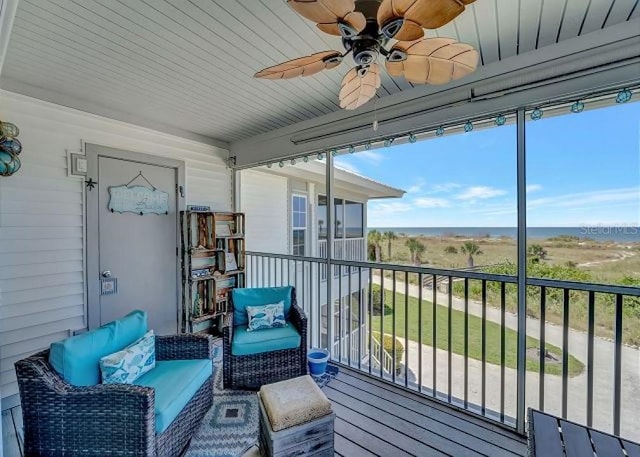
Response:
[327,367,527,457]
[3,368,527,457]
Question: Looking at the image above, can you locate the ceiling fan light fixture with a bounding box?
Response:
[387,49,407,63]
[380,17,404,39]
[338,21,358,39]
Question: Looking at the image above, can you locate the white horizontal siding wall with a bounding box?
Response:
[240,170,288,255]
[0,91,230,404]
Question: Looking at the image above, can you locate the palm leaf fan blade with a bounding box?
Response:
[385,38,478,85]
[254,51,343,79]
[339,64,381,110]
[288,0,366,36]
[378,0,477,41]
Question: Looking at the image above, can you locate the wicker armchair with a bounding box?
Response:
[223,287,308,390]
[15,334,214,457]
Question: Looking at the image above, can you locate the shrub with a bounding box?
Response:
[370,284,386,316]
[373,331,404,373]
[528,244,548,260]
[444,246,458,254]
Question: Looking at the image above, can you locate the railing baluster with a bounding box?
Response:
[405,271,409,388]
[317,261,321,349]
[562,288,569,419]
[418,273,423,394]
[368,267,373,375]
[432,273,437,398]
[348,263,352,367]
[500,282,506,423]
[614,294,623,435]
[380,268,385,380]
[448,276,452,403]
[392,272,397,383]
[261,256,265,287]
[464,277,469,408]
[539,286,546,411]
[358,266,363,371]
[587,291,595,427]
[481,280,487,416]
[338,266,343,363]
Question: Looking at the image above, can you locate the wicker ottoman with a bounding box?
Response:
[258,375,335,457]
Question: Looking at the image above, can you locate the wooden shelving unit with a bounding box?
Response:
[180,211,245,333]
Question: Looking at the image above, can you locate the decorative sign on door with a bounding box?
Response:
[108,171,170,215]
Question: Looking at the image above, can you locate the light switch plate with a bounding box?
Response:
[67,151,88,177]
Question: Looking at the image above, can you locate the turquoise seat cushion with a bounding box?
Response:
[49,310,148,386]
[232,286,293,327]
[231,325,301,356]
[134,359,213,433]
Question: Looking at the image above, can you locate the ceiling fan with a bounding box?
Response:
[254,0,479,110]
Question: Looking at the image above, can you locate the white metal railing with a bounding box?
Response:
[318,237,366,280]
[371,334,394,375]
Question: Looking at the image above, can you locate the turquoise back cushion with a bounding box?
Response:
[49,310,148,386]
[232,286,293,327]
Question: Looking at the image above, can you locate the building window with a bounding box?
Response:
[318,196,364,239]
[292,194,307,256]
[344,200,364,238]
[318,195,327,239]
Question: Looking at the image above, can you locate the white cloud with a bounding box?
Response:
[414,197,450,208]
[526,184,543,193]
[528,187,640,210]
[355,150,384,164]
[428,183,461,194]
[456,186,507,200]
[333,158,360,174]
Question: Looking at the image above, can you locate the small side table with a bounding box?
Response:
[258,375,335,457]
[528,408,640,457]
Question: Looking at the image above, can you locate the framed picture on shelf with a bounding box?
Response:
[216,223,232,237]
[225,252,238,271]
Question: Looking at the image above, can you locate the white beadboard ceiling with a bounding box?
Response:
[1,0,638,144]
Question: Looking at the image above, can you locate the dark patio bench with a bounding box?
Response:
[527,408,640,457]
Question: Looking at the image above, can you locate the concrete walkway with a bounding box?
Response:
[372,274,640,441]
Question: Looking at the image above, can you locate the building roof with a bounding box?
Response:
[258,159,405,200]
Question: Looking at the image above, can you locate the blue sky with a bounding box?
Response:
[336,100,640,227]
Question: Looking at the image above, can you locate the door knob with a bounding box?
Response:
[102,270,112,278]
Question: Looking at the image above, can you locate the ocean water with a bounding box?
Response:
[370,227,640,243]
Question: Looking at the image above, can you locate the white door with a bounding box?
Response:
[86,144,184,335]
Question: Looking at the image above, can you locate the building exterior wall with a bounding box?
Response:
[239,169,288,255]
[0,91,230,405]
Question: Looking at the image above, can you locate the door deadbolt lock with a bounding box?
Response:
[102,270,112,278]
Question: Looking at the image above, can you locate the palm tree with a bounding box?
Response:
[368,229,382,262]
[405,237,426,266]
[460,241,483,268]
[382,231,397,260]
[413,241,426,265]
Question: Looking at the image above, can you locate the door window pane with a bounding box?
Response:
[335,198,344,238]
[345,200,363,238]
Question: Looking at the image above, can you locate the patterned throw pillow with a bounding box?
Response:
[99,330,156,384]
[246,302,288,332]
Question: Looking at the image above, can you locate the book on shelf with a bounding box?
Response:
[224,252,238,271]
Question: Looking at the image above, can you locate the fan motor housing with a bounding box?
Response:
[352,38,380,66]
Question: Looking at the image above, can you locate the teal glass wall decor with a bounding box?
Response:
[0,121,22,177]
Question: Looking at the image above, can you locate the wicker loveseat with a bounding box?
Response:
[223,286,307,390]
[15,311,214,457]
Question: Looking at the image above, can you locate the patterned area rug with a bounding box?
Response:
[186,345,339,457]
[185,346,259,457]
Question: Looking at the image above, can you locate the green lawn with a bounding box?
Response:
[371,289,585,377]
